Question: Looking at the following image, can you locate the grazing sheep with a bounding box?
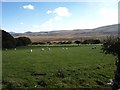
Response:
[42,48,44,51]
[92,47,96,49]
[107,79,113,85]
[34,85,37,88]
[14,48,16,50]
[48,48,50,51]
[62,47,64,49]
[66,48,68,50]
[30,49,32,53]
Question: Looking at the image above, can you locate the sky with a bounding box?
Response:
[1,0,119,33]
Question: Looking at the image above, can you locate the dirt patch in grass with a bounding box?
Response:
[31,72,47,76]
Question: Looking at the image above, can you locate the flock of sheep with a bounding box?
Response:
[5,46,97,53]
[5,47,69,53]
[4,46,114,86]
[29,47,69,53]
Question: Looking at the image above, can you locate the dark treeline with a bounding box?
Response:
[1,30,31,49]
[15,37,31,46]
[1,29,101,49]
[2,30,16,49]
[32,39,101,45]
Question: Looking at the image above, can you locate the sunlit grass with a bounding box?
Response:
[2,45,115,88]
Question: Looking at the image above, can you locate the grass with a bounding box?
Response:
[2,44,116,89]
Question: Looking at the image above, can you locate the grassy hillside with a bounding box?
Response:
[2,45,115,89]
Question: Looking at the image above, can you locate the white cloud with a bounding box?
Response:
[79,8,118,29]
[99,8,118,25]
[32,7,72,31]
[39,7,71,31]
[46,10,52,14]
[54,16,62,21]
[42,19,53,27]
[46,7,71,22]
[32,19,53,31]
[53,7,71,17]
[46,7,71,17]
[23,4,34,10]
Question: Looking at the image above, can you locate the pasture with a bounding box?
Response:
[2,44,116,89]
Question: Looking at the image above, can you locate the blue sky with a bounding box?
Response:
[1,1,119,33]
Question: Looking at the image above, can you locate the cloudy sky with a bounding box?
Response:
[1,0,119,33]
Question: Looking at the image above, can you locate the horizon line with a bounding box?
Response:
[1,23,119,33]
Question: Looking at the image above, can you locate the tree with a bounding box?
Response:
[66,41,72,44]
[102,36,120,90]
[74,40,81,46]
[82,39,101,44]
[15,37,31,46]
[2,30,16,49]
[93,39,101,44]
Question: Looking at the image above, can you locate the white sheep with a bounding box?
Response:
[66,48,68,50]
[34,85,37,88]
[14,48,16,50]
[92,47,96,49]
[48,48,50,51]
[30,49,32,53]
[107,79,113,85]
[42,48,44,51]
[62,47,64,49]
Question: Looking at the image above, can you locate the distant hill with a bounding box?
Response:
[11,24,119,36]
[11,24,119,42]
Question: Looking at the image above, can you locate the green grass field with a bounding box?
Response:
[2,44,116,89]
